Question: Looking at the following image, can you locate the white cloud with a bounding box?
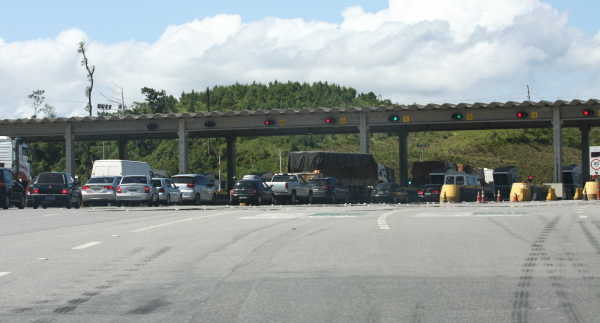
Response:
[1,0,600,118]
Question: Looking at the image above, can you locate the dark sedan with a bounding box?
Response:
[417,184,442,203]
[308,177,350,204]
[230,178,274,206]
[371,183,408,204]
[29,172,81,209]
[0,167,26,209]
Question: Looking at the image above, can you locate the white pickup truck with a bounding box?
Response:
[266,173,313,205]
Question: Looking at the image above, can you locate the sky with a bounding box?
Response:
[1,0,600,118]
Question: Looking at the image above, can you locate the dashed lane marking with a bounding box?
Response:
[72,242,102,250]
[580,216,588,218]
[130,212,232,233]
[0,272,10,278]
[378,211,398,230]
[43,214,58,217]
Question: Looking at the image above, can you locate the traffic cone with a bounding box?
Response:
[497,190,501,202]
[476,191,481,203]
[583,188,588,201]
[513,193,518,202]
[481,190,486,203]
[442,192,447,203]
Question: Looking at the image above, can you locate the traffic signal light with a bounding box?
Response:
[408,178,412,185]
[264,119,276,125]
[517,112,528,118]
[325,117,337,124]
[518,177,522,182]
[451,113,463,120]
[388,115,399,122]
[583,109,595,116]
[528,175,533,183]
[204,121,216,127]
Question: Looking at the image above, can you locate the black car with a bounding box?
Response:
[230,178,274,206]
[371,183,408,204]
[308,177,350,204]
[29,172,81,209]
[417,184,442,203]
[0,167,26,209]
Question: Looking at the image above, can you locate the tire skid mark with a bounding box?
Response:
[580,222,600,254]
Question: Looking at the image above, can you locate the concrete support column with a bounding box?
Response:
[553,106,563,183]
[178,119,189,174]
[118,135,128,160]
[398,127,409,187]
[65,123,75,175]
[581,121,590,181]
[359,113,369,154]
[226,134,237,191]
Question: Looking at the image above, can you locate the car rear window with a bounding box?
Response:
[234,181,256,188]
[272,175,297,182]
[38,174,65,184]
[87,177,117,184]
[309,179,328,186]
[121,176,147,184]
[171,177,193,184]
[152,179,162,187]
[375,183,393,189]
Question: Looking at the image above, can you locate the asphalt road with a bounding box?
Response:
[1,201,600,323]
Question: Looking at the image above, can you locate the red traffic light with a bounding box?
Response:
[517,112,528,118]
[325,117,337,124]
[583,109,594,116]
[264,119,275,125]
[528,175,533,183]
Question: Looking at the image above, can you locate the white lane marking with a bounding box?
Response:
[43,214,58,217]
[239,213,309,219]
[378,211,398,230]
[130,212,232,233]
[0,272,10,277]
[72,242,102,250]
[413,212,525,217]
[580,216,588,218]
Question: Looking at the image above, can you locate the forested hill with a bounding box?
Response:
[29,82,600,185]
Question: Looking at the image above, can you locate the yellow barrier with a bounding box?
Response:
[573,188,583,200]
[584,182,598,200]
[510,183,531,202]
[546,188,557,201]
[440,185,460,203]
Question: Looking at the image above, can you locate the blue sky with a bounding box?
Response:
[1,0,598,43]
[2,0,600,118]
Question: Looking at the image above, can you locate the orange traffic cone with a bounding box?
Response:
[481,190,486,203]
[513,193,518,202]
[476,191,481,203]
[497,190,501,202]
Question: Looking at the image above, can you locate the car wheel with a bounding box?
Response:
[42,205,47,209]
[392,195,398,204]
[74,195,81,209]
[307,192,313,204]
[257,195,262,206]
[18,193,25,209]
[330,193,336,204]
[178,195,183,205]
[2,194,9,209]
[289,191,296,205]
[165,195,171,206]
[211,194,217,205]
[66,195,72,209]
[116,201,122,207]
[194,194,201,205]
[147,196,154,207]
[32,201,38,209]
[345,194,350,204]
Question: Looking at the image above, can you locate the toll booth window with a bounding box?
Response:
[430,175,445,185]
[456,176,465,185]
[493,175,510,186]
[446,176,455,184]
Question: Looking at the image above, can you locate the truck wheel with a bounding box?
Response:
[2,194,9,209]
[330,193,336,204]
[18,193,25,209]
[289,191,296,205]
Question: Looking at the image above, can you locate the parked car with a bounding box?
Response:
[371,183,408,204]
[152,178,182,205]
[417,184,442,203]
[230,175,274,206]
[81,176,122,206]
[0,167,26,209]
[171,174,217,205]
[265,173,313,204]
[116,175,158,207]
[29,172,81,209]
[308,177,350,204]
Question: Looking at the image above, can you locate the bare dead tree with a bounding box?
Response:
[101,82,126,115]
[77,40,95,116]
[27,89,45,118]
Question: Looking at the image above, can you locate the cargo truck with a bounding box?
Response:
[0,137,31,184]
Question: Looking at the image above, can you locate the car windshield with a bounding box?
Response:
[171,177,193,184]
[375,183,393,189]
[38,174,65,184]
[87,177,117,184]
[234,181,256,188]
[121,176,147,184]
[309,179,328,186]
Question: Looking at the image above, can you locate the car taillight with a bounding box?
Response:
[433,190,439,194]
[285,183,288,189]
[253,188,258,194]
[105,186,114,190]
[322,185,331,189]
[61,189,68,194]
[117,186,121,193]
[0,180,5,187]
[145,186,150,193]
[418,190,424,195]
[82,186,90,191]
[371,190,375,195]
[159,187,165,193]
[33,189,39,194]
[187,183,196,188]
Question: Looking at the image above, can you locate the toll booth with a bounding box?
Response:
[493,166,519,201]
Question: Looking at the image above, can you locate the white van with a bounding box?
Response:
[91,160,153,178]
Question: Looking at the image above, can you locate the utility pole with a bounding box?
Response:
[207,87,211,155]
[527,85,530,101]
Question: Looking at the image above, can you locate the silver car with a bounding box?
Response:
[81,176,121,206]
[171,174,217,205]
[116,175,158,207]
[152,178,182,205]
